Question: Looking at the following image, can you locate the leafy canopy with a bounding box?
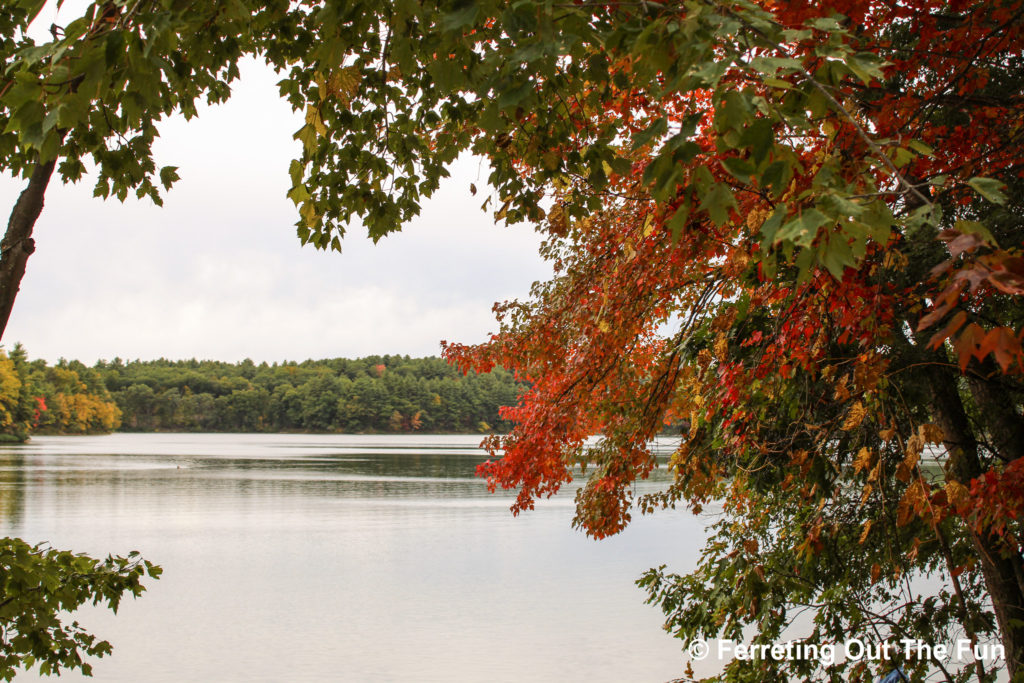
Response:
[5,1,1024,680]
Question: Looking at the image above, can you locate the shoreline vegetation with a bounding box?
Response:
[0,345,524,441]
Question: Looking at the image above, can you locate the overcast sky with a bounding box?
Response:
[0,6,550,365]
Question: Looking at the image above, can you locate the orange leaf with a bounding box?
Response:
[953,323,985,371]
[927,310,967,349]
[988,270,1024,294]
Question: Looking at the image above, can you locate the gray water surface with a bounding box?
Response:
[0,433,701,682]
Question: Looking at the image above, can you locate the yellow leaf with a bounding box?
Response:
[642,213,655,237]
[729,249,750,274]
[868,458,882,483]
[896,480,927,526]
[920,423,945,445]
[328,65,361,106]
[745,206,769,232]
[853,447,873,474]
[300,200,319,225]
[841,401,866,431]
[714,333,728,361]
[304,106,327,136]
[902,448,920,472]
[905,432,924,458]
[313,70,327,100]
[859,520,873,544]
[860,483,873,503]
[946,480,970,511]
[547,204,568,235]
[882,248,908,270]
[495,199,511,221]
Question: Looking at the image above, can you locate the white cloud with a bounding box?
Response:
[0,56,550,364]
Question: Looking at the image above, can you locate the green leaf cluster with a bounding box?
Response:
[0,537,160,679]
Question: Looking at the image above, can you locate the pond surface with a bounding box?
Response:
[0,433,703,682]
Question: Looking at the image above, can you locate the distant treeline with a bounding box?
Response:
[101,355,523,433]
[0,347,525,438]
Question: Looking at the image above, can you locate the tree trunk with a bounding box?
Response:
[967,361,1024,464]
[0,159,58,341]
[928,360,1024,681]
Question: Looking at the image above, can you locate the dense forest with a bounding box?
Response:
[0,346,523,438]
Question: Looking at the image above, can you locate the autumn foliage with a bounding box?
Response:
[3,0,1023,678]
[0,347,120,440]
[433,0,1024,679]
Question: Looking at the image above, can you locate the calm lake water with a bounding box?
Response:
[0,433,705,682]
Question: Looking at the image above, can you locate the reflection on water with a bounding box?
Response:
[0,453,24,528]
[0,434,699,683]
